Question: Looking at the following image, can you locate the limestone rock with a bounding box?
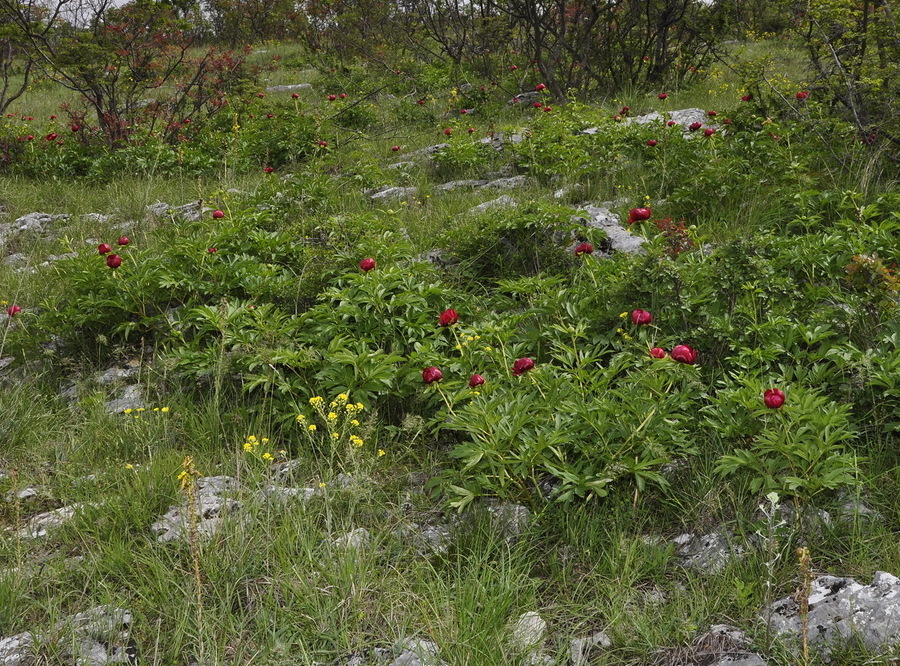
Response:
[508,612,547,653]
[438,179,487,192]
[575,206,645,255]
[470,195,517,214]
[370,186,419,202]
[673,528,745,573]
[331,528,371,550]
[266,83,312,93]
[13,504,87,539]
[767,571,900,659]
[151,476,240,543]
[569,631,612,665]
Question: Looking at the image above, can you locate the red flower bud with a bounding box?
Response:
[764,388,785,409]
[328,94,337,101]
[510,65,518,71]
[741,95,752,102]
[658,92,667,100]
[631,309,652,325]
[439,308,459,327]
[512,357,535,376]
[667,120,676,127]
[422,366,443,384]
[391,145,400,151]
[444,128,453,135]
[117,236,130,246]
[339,93,346,99]
[292,93,299,99]
[106,254,122,269]
[359,257,376,272]
[212,209,225,219]
[467,127,475,133]
[533,102,543,108]
[98,243,112,255]
[628,208,652,223]
[535,83,546,91]
[468,374,485,388]
[264,166,274,173]
[704,128,716,137]
[646,139,658,146]
[650,347,666,359]
[208,247,217,254]
[7,305,21,317]
[671,344,697,365]
[574,242,594,256]
[707,110,717,117]
[796,91,809,100]
[689,122,702,131]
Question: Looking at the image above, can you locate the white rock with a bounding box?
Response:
[508,611,547,652]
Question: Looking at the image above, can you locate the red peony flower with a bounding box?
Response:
[391,145,400,151]
[707,110,717,117]
[422,366,443,384]
[671,344,697,365]
[667,120,676,127]
[704,128,716,137]
[264,166,274,173]
[764,388,785,409]
[98,243,112,255]
[468,374,485,388]
[646,139,658,146]
[444,128,453,135]
[689,122,702,131]
[7,305,21,317]
[658,92,667,100]
[328,94,336,101]
[359,257,376,272]
[796,91,809,100]
[574,242,594,256]
[533,102,543,108]
[106,254,122,269]
[439,308,459,327]
[512,357,535,376]
[535,83,547,91]
[510,65,518,71]
[631,309,652,325]
[741,94,752,102]
[650,347,666,359]
[212,209,225,219]
[208,247,217,254]
[628,208,652,223]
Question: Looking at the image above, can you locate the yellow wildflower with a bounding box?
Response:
[619,312,628,318]
[337,393,349,402]
[296,414,306,422]
[247,435,257,442]
[308,424,317,432]
[243,442,253,452]
[332,432,339,440]
[124,463,134,470]
[356,403,364,411]
[123,408,133,414]
[309,396,324,406]
[161,407,170,413]
[261,438,269,443]
[318,482,326,488]
[327,412,338,421]
[377,449,386,457]
[262,452,273,461]
[351,419,360,427]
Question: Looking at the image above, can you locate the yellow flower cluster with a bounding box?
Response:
[242,434,273,462]
[350,435,364,448]
[122,406,170,419]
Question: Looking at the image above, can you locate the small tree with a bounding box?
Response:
[0,0,33,114]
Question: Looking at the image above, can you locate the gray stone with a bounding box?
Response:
[767,571,900,659]
[470,195,517,214]
[274,459,304,482]
[673,529,745,573]
[13,504,86,539]
[2,253,26,267]
[625,111,664,127]
[386,161,416,170]
[0,632,33,666]
[259,485,320,504]
[508,612,547,654]
[331,528,371,551]
[509,91,540,105]
[4,487,38,503]
[667,107,711,129]
[266,83,312,93]
[0,357,12,371]
[553,184,583,200]
[482,175,529,190]
[146,201,206,221]
[388,638,445,666]
[569,631,612,665]
[151,476,240,543]
[57,605,134,665]
[486,502,531,539]
[39,252,77,267]
[104,385,145,414]
[395,522,452,555]
[96,367,135,385]
[438,179,487,192]
[413,249,458,270]
[576,126,602,136]
[834,494,882,523]
[575,206,646,255]
[685,625,766,666]
[370,187,419,202]
[406,143,449,158]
